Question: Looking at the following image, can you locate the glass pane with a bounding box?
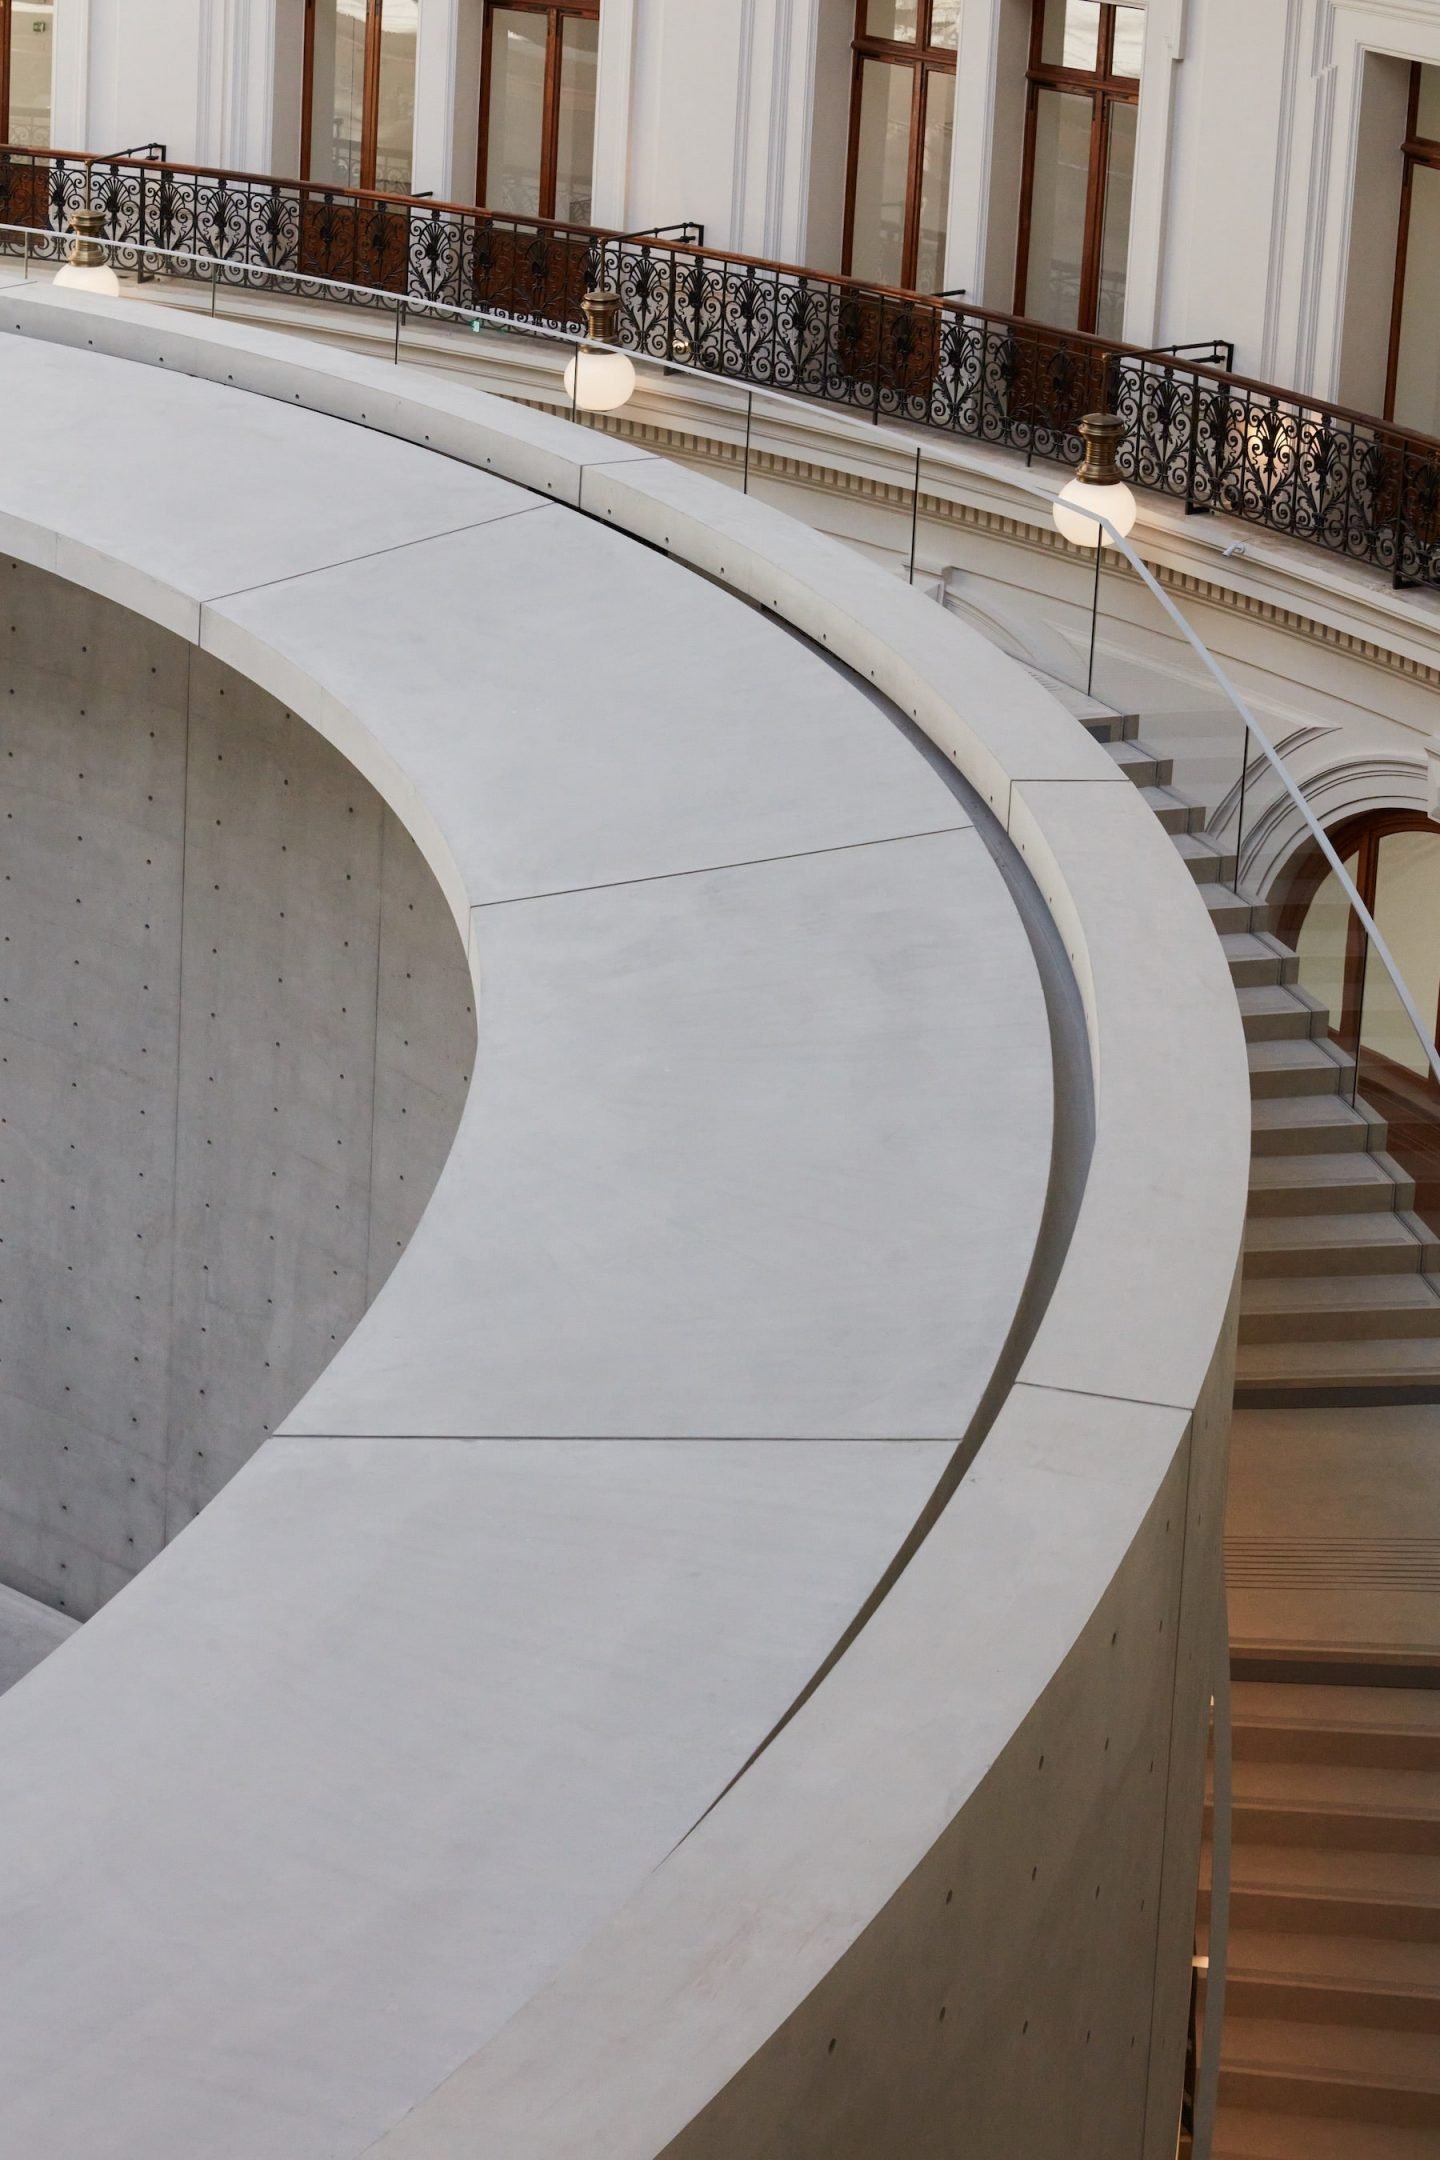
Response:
[485,8,548,217]
[915,68,954,291]
[7,0,52,147]
[1416,62,1440,142]
[929,0,961,48]
[1393,163,1440,435]
[307,0,368,187]
[375,0,418,193]
[1041,0,1101,71]
[865,0,919,40]
[1111,4,1145,79]
[1024,87,1092,329]
[555,15,598,224]
[1367,829,1440,1075]
[1296,854,1359,1034]
[1095,97,1136,338]
[850,56,914,288]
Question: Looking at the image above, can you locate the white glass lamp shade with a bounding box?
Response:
[1052,475,1137,548]
[54,259,121,297]
[563,344,637,414]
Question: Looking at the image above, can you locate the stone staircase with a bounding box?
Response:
[1083,714,1440,1401]
[1082,710,1440,2158]
[1201,1683,1440,2159]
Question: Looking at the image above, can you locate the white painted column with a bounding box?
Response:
[591,0,638,227]
[944,0,1029,306]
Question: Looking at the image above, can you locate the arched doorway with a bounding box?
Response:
[1282,809,1440,1227]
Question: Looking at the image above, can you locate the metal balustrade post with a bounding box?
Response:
[1085,536,1102,696]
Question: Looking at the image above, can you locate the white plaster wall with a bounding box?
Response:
[0,561,474,1617]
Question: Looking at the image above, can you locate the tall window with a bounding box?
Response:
[303,0,419,194]
[479,3,599,225]
[1,0,53,148]
[1386,64,1440,435]
[1015,0,1142,337]
[842,0,958,293]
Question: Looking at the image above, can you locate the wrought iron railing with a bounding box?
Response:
[2,144,1438,590]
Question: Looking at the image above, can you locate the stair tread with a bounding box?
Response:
[1239,983,1324,1016]
[1215,2109,1440,2159]
[1241,1274,1440,1314]
[1227,930,1293,962]
[1228,1759,1440,1813]
[1236,1337,1440,1382]
[1251,1097,1373,1131]
[1221,1927,1440,1994]
[1247,1038,1351,1076]
[1221,1844,1440,1900]
[1221,2015,1440,2087]
[1244,1212,1428,1253]
[1233,1685,1440,1736]
[1249,1152,1406,1191]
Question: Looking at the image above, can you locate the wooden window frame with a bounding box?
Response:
[301,0,388,191]
[1013,0,1140,333]
[1280,808,1440,1062]
[841,1,958,293]
[477,0,601,223]
[1384,62,1440,424]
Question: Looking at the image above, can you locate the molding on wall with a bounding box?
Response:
[557,400,1440,692]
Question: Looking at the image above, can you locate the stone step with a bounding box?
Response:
[1239,1273,1440,1344]
[1238,983,1330,1043]
[1103,735,1173,787]
[1232,1686,1440,1773]
[1226,930,1302,987]
[1202,1847,1440,1943]
[1235,1335,1440,1391]
[1247,1152,1415,1217]
[1219,2017,1440,2129]
[1214,2107,1440,2159]
[1250,1097,1386,1158]
[1247,1037,1355,1099]
[1243,1211,1439,1279]
[1141,780,1208,833]
[1212,1757,1440,1851]
[1080,711,1141,743]
[1199,881,1275,936]
[1212,1927,1440,2033]
[1178,829,1240,884]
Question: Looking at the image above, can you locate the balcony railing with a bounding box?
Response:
[3,144,1439,591]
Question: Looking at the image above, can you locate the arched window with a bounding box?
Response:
[842,0,958,294]
[0,0,53,149]
[479,2,600,225]
[303,0,419,195]
[1014,0,1142,337]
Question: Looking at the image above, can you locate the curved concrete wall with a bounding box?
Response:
[0,281,1251,2160]
[0,563,474,1613]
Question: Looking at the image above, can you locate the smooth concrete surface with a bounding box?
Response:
[0,567,475,1614]
[0,290,1250,2160]
[0,1583,77,1695]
